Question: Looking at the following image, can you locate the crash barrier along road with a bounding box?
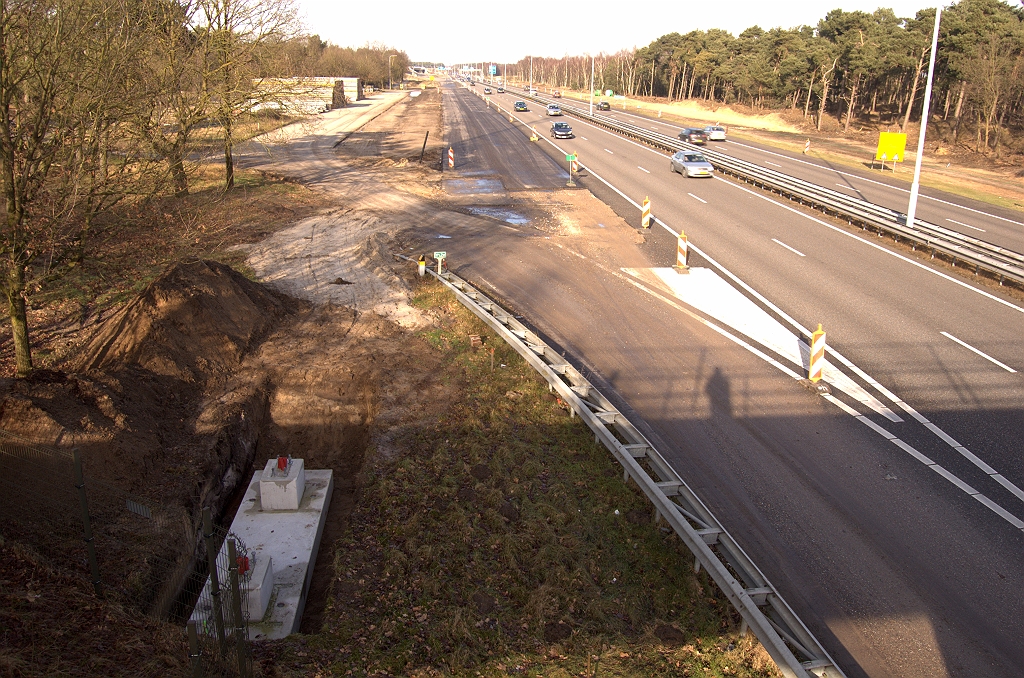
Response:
[496,86,1024,289]
[401,247,845,678]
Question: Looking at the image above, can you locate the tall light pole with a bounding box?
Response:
[529,56,533,91]
[589,54,595,115]
[905,5,942,231]
[389,54,397,90]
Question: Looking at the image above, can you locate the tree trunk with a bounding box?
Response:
[804,69,816,118]
[817,72,832,132]
[901,50,925,132]
[223,114,234,190]
[4,266,32,377]
[952,81,966,143]
[844,75,858,132]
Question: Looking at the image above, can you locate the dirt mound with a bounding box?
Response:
[74,259,292,382]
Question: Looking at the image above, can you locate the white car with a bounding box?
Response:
[704,125,727,141]
[546,104,562,116]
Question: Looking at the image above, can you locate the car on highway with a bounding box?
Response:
[670,151,714,178]
[704,125,727,141]
[497,87,504,93]
[596,101,611,111]
[527,87,537,95]
[546,104,562,116]
[550,121,574,139]
[483,87,491,94]
[552,91,562,98]
[514,101,528,112]
[679,127,708,145]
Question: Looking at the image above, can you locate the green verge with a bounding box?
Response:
[267,280,781,678]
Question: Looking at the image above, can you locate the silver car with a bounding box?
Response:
[670,151,714,178]
[546,104,562,116]
[704,125,727,141]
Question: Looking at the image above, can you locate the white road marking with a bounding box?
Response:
[941,332,1017,373]
[687,193,707,204]
[552,154,1024,520]
[638,166,650,174]
[772,239,806,257]
[947,218,986,233]
[618,268,1024,534]
[580,136,588,141]
[724,139,1024,227]
[835,183,858,191]
[548,124,1024,512]
[765,161,782,168]
[604,148,614,154]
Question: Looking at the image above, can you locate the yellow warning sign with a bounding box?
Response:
[875,132,907,162]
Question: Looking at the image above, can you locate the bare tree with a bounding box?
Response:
[199,0,300,190]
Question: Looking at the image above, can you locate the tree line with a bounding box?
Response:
[508,0,1022,151]
[0,0,407,377]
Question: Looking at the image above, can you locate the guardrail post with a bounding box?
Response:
[73,449,103,598]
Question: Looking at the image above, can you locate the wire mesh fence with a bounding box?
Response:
[0,430,253,677]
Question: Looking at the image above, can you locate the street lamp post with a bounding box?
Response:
[905,5,942,231]
[589,54,595,115]
[389,54,397,90]
[529,56,533,91]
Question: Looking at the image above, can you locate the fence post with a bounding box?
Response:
[187,620,204,678]
[227,539,250,678]
[202,508,228,654]
[72,449,103,597]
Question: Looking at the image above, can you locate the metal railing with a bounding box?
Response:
[411,256,845,678]
[496,85,1024,288]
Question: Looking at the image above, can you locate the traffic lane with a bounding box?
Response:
[553,101,1024,251]
[517,111,1024,507]
[416,216,1024,678]
[445,85,567,190]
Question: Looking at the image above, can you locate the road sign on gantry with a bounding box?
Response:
[876,132,907,162]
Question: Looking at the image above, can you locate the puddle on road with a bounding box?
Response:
[444,178,505,194]
[465,207,530,225]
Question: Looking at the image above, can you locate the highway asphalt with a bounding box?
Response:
[547,95,1024,253]
[426,81,1024,678]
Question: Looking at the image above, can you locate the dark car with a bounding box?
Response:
[497,86,505,93]
[551,121,574,139]
[596,101,611,111]
[679,128,708,145]
[514,101,528,112]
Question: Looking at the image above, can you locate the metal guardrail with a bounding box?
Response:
[496,85,1024,288]
[409,250,845,678]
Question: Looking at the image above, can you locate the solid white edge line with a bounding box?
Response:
[507,101,1024,513]
[688,193,707,204]
[771,239,806,257]
[940,331,1017,373]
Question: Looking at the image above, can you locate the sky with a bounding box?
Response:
[296,0,939,65]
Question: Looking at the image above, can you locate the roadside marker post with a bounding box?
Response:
[434,251,447,276]
[448,146,454,169]
[803,139,810,155]
[808,324,826,383]
[674,230,689,272]
[641,196,651,229]
[566,153,578,187]
[418,255,426,277]
[530,127,539,142]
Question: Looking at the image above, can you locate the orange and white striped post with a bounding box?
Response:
[674,230,689,271]
[803,139,811,155]
[641,196,651,229]
[808,324,826,382]
[448,146,454,169]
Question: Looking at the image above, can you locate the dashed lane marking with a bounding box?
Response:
[772,239,806,257]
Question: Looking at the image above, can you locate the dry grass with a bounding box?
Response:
[254,280,780,678]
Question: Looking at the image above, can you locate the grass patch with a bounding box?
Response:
[260,280,780,678]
